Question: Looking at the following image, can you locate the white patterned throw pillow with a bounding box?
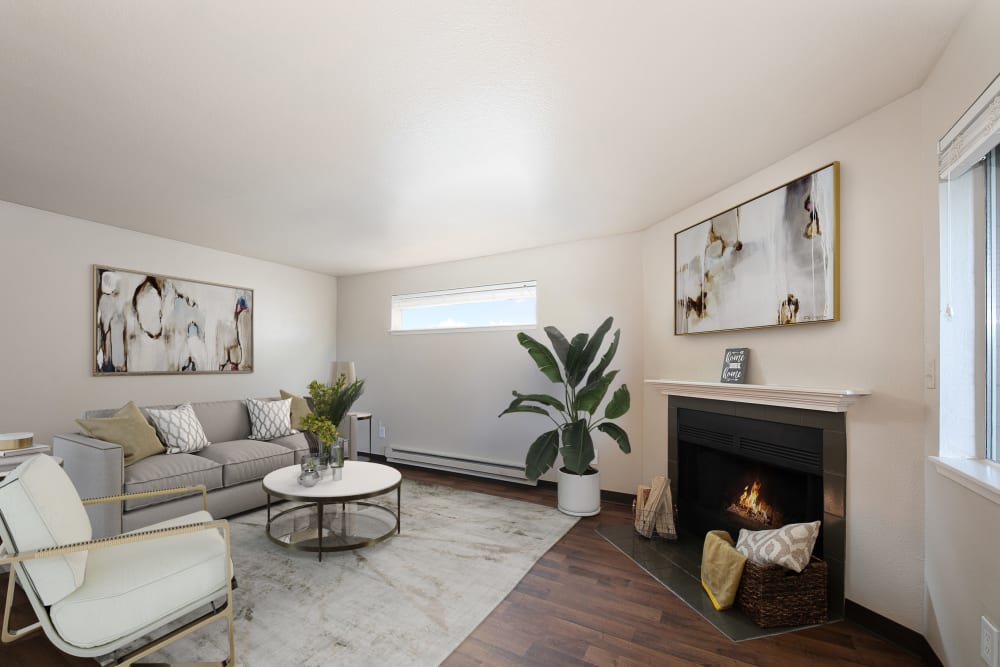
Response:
[145,403,211,454]
[246,398,295,440]
[735,521,820,573]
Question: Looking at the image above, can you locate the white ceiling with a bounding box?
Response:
[0,1,974,276]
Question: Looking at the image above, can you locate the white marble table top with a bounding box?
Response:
[262,460,401,501]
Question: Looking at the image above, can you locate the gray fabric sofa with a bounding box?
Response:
[54,399,314,538]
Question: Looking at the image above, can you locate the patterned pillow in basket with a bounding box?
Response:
[145,403,211,454]
[246,398,295,440]
[735,520,820,573]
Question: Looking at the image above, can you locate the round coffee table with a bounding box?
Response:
[261,460,401,561]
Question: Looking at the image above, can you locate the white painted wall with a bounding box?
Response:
[920,1,1000,665]
[336,234,644,493]
[0,201,338,444]
[641,93,928,630]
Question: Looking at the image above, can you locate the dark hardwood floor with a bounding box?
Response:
[1,464,925,666]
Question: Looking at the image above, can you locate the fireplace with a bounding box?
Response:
[667,396,847,616]
[677,408,826,555]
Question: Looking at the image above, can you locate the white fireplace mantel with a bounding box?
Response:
[646,379,870,412]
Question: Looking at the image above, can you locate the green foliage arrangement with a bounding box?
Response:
[307,376,366,429]
[298,413,339,446]
[499,316,631,480]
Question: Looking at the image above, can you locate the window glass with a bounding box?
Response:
[390,281,536,332]
[985,148,999,461]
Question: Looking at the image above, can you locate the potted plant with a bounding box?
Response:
[499,316,631,516]
[299,412,340,466]
[304,375,365,459]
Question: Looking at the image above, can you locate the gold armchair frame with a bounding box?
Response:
[1,484,234,666]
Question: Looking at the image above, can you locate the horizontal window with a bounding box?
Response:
[390,281,536,333]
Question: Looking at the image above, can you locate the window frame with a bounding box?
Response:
[934,71,1000,503]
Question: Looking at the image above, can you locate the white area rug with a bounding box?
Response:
[151,478,577,666]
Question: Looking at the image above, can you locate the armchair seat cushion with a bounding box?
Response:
[49,511,228,649]
[195,440,294,486]
[124,454,223,511]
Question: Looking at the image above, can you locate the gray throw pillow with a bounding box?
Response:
[246,398,295,440]
[735,520,820,572]
[145,403,211,454]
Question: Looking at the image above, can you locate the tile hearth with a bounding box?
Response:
[597,525,839,642]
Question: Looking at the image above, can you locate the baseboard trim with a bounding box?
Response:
[845,600,943,667]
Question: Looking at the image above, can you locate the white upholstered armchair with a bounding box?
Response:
[0,455,235,666]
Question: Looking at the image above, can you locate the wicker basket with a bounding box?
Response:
[736,557,828,628]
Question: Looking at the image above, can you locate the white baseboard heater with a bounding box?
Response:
[387,446,535,485]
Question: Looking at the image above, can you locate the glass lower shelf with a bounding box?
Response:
[266,501,398,557]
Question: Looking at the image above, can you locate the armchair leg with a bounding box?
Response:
[1,567,42,643]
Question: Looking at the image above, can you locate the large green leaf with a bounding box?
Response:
[604,384,630,419]
[517,333,563,383]
[564,332,591,387]
[497,404,550,418]
[544,326,571,367]
[577,317,613,384]
[597,422,631,454]
[511,391,566,413]
[587,328,620,385]
[560,419,595,475]
[574,370,619,414]
[525,429,560,480]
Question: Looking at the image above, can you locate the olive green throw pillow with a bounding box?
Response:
[280,390,314,431]
[76,401,165,466]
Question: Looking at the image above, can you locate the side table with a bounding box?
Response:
[349,412,373,457]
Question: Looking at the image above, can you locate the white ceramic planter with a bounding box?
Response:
[557,468,601,516]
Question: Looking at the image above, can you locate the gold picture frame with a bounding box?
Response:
[674,162,840,335]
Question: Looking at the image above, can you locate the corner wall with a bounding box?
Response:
[0,201,338,444]
[336,234,644,493]
[920,1,1000,665]
[641,92,928,630]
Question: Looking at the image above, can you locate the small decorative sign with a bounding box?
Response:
[720,348,749,383]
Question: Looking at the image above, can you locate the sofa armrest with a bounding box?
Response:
[52,434,124,538]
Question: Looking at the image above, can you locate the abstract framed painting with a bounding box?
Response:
[93,266,253,375]
[674,162,839,335]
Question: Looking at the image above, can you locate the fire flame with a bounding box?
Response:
[732,480,772,524]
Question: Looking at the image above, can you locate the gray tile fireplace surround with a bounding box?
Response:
[666,395,847,618]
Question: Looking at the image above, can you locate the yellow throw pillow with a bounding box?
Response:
[76,401,165,466]
[280,390,314,431]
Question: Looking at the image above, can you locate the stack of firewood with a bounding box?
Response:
[633,475,676,539]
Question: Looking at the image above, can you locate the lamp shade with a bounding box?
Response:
[330,361,356,384]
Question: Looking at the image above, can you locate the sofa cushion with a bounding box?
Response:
[145,403,211,454]
[190,400,252,444]
[0,455,92,605]
[246,398,295,440]
[270,431,313,460]
[124,454,223,511]
[50,510,228,649]
[76,401,165,466]
[196,440,293,487]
